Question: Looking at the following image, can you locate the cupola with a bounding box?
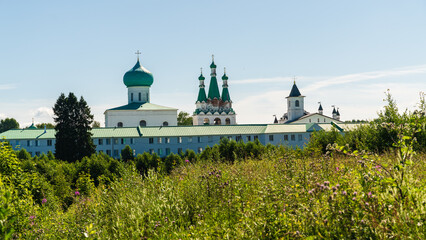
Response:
[123,59,154,87]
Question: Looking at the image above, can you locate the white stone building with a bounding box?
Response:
[277,81,342,124]
[104,57,177,127]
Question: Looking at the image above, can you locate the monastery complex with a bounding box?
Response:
[1,55,355,158]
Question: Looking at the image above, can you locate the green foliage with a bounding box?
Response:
[17,149,31,160]
[53,92,96,162]
[177,111,193,126]
[121,145,134,162]
[0,118,19,133]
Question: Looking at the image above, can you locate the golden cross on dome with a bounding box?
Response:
[293,76,297,84]
[135,50,141,60]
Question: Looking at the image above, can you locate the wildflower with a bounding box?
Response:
[332,186,337,192]
[42,198,47,204]
[365,202,369,206]
[333,192,337,196]
[353,191,358,196]
[368,192,372,198]
[324,181,330,186]
[352,197,356,201]
[29,215,35,220]
[336,167,339,171]
[375,165,381,171]
[185,159,190,163]
[308,190,313,195]
[336,184,340,188]
[342,191,347,195]
[75,191,80,196]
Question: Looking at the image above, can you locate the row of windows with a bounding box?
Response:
[130,92,147,102]
[97,138,134,145]
[117,121,168,128]
[102,147,203,157]
[15,139,53,147]
[288,100,301,107]
[309,118,327,123]
[203,118,231,125]
[269,134,304,142]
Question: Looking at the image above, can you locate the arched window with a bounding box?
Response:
[131,93,134,102]
[117,122,123,128]
[139,120,146,127]
[225,118,231,125]
[214,118,221,125]
[295,100,300,107]
[163,121,168,126]
[138,92,141,101]
[203,118,210,125]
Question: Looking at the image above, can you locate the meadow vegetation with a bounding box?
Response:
[1,92,425,239]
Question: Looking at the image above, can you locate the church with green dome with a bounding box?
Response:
[104,55,178,128]
[192,56,236,125]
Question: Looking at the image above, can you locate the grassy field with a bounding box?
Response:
[2,141,425,239]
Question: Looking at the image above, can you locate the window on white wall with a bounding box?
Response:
[295,100,299,107]
[298,134,303,141]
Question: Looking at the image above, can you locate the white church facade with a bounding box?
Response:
[104,55,177,127]
[276,81,342,125]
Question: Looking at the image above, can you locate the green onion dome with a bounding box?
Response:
[222,73,228,80]
[123,59,154,87]
[198,73,205,80]
[210,61,217,69]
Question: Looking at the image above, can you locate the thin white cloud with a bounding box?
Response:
[0,84,16,90]
[231,64,426,94]
[303,64,426,93]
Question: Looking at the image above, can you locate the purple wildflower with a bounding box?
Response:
[29,215,35,220]
[324,181,330,186]
[42,198,47,204]
[352,197,356,201]
[368,192,372,198]
[353,191,358,196]
[336,167,339,171]
[75,191,80,196]
[342,190,347,195]
[185,159,190,163]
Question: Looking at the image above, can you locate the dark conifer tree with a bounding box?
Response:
[53,93,96,162]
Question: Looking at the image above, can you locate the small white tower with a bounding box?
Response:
[286,80,305,122]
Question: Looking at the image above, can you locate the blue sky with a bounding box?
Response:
[1,0,425,126]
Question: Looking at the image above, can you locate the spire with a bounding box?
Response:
[336,108,340,116]
[197,68,207,102]
[207,55,220,99]
[318,102,323,114]
[273,115,278,124]
[288,81,302,97]
[221,67,231,102]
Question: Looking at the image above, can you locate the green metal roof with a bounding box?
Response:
[123,59,154,87]
[197,87,207,102]
[139,124,267,137]
[106,102,177,111]
[306,123,323,132]
[221,87,231,102]
[207,76,221,99]
[1,129,55,140]
[1,123,359,140]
